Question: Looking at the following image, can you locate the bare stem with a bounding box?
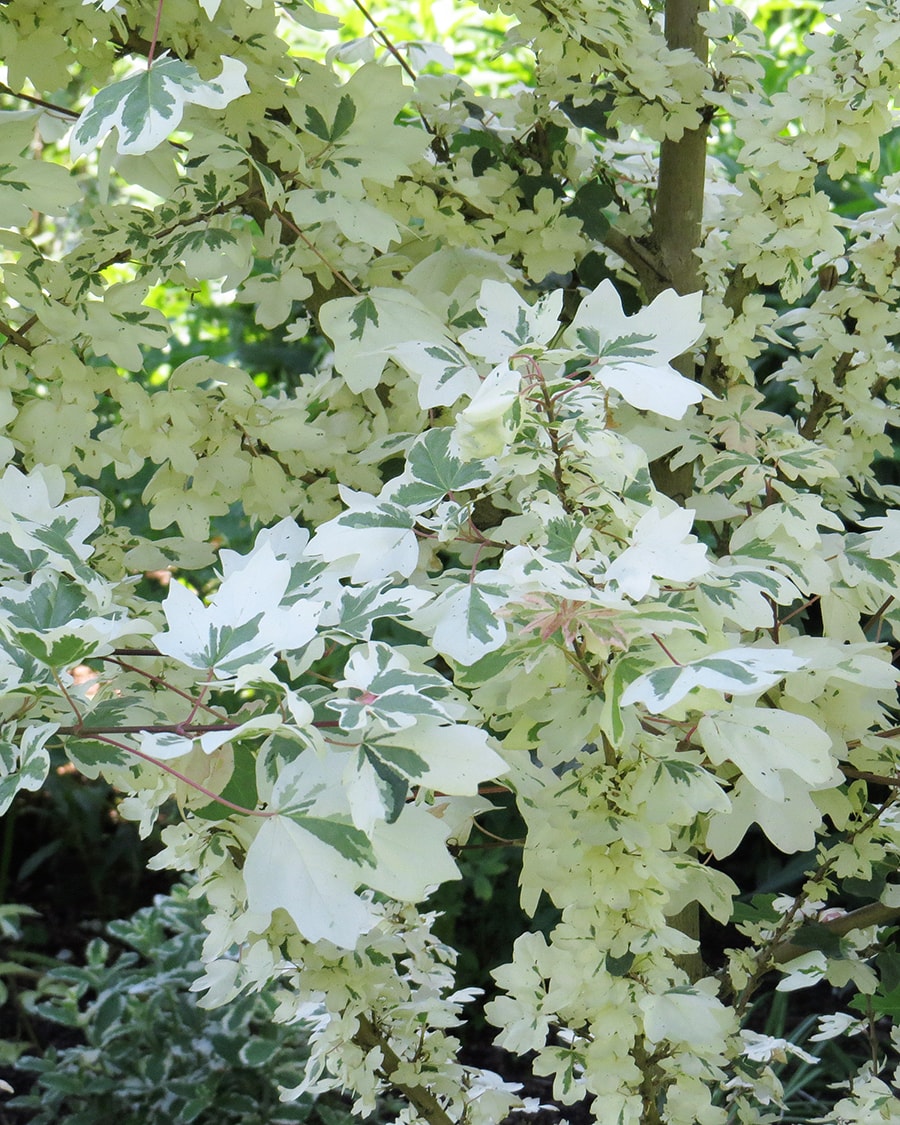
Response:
[348,0,418,83]
[147,0,166,68]
[352,1015,455,1125]
[91,731,275,818]
[273,207,361,295]
[0,82,79,118]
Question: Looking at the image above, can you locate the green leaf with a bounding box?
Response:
[566,179,612,239]
[331,93,357,140]
[349,295,380,340]
[605,950,635,976]
[304,104,331,140]
[192,749,259,821]
[790,922,845,958]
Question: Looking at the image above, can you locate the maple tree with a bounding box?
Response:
[2,0,900,1120]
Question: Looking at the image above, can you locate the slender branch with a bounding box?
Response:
[147,0,166,68]
[798,351,854,439]
[651,633,682,666]
[102,655,231,722]
[729,789,900,1011]
[57,722,241,737]
[0,82,79,118]
[352,1015,455,1125]
[272,207,361,295]
[348,0,418,83]
[52,669,85,725]
[91,731,275,818]
[768,902,900,967]
[527,360,575,514]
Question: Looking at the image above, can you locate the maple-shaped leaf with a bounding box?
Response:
[706,773,826,858]
[71,55,249,158]
[390,340,481,408]
[243,814,378,947]
[605,507,708,600]
[427,581,508,665]
[388,428,494,512]
[308,488,419,582]
[563,281,706,419]
[328,642,457,732]
[319,289,448,393]
[698,707,837,801]
[152,541,322,677]
[458,281,563,362]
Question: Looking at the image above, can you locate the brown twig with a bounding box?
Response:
[352,1015,455,1125]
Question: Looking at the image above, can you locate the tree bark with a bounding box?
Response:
[651,0,710,300]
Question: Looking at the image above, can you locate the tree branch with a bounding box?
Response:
[769,902,900,966]
[353,1015,455,1125]
[0,318,34,353]
[0,82,79,118]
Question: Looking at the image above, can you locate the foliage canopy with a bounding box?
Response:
[2,0,900,1120]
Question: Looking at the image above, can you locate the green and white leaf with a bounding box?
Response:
[0,723,58,816]
[388,428,493,512]
[319,289,449,393]
[71,55,249,158]
[621,646,808,713]
[308,489,419,582]
[331,582,432,641]
[390,340,482,408]
[428,581,508,665]
[243,814,379,947]
[153,541,322,677]
[605,508,708,600]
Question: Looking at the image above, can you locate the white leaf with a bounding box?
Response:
[563,281,706,419]
[458,281,563,362]
[698,708,837,801]
[605,507,708,600]
[152,542,321,676]
[367,803,461,900]
[452,363,521,460]
[319,289,448,393]
[244,816,377,947]
[308,490,419,582]
[288,189,400,252]
[373,718,507,795]
[706,773,824,858]
[597,361,706,419]
[139,730,194,761]
[430,582,508,664]
[390,340,481,409]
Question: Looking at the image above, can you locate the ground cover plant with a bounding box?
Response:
[1,0,900,1120]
